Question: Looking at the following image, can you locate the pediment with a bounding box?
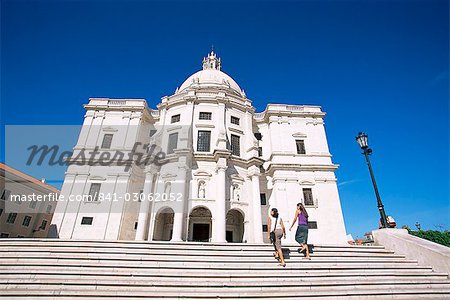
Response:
[161,173,177,179]
[89,175,106,181]
[292,132,307,138]
[102,126,118,132]
[229,173,244,182]
[193,170,212,177]
[299,180,315,186]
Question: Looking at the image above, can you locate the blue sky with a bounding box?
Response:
[1,0,448,238]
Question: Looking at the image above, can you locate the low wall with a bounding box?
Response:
[372,228,450,277]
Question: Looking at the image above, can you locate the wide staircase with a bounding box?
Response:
[0,239,449,299]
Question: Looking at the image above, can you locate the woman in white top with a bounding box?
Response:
[267,207,286,267]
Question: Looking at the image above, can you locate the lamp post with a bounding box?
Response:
[415,222,421,231]
[355,132,388,228]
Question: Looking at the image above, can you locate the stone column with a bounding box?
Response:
[50,173,75,237]
[171,213,183,242]
[250,166,263,243]
[243,220,250,243]
[212,160,227,243]
[272,176,287,224]
[135,171,154,240]
[104,174,130,240]
[171,163,187,242]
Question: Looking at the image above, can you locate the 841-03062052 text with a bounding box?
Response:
[8,192,183,203]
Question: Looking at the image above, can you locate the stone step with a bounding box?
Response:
[0,265,439,276]
[0,252,412,263]
[2,295,448,300]
[2,284,450,295]
[0,238,387,249]
[2,278,450,289]
[0,245,394,256]
[0,261,432,272]
[0,247,401,257]
[1,240,448,299]
[0,240,391,253]
[3,273,449,283]
[0,257,422,268]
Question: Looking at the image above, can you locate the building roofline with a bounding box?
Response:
[0,163,60,193]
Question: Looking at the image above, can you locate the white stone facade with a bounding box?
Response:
[51,51,347,244]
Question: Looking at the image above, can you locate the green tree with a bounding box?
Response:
[404,228,450,247]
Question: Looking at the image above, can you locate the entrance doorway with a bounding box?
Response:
[188,206,212,242]
[226,230,233,242]
[193,224,210,242]
[152,207,174,241]
[226,209,245,243]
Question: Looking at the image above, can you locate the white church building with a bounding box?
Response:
[51,51,348,245]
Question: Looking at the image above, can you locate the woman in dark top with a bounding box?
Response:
[289,203,311,259]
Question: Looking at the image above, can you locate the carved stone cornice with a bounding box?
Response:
[265,163,339,176]
[254,104,326,124]
[247,165,261,177]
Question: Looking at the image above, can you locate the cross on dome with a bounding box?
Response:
[202,50,221,71]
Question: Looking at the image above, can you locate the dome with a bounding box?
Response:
[178,69,242,95]
[177,51,244,96]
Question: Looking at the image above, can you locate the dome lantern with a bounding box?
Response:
[177,51,244,97]
[202,50,221,71]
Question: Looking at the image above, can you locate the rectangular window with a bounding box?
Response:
[81,217,93,225]
[6,213,17,224]
[1,189,11,200]
[262,225,268,232]
[171,114,180,123]
[308,221,318,229]
[260,193,267,205]
[303,188,314,206]
[296,140,306,154]
[138,190,143,202]
[40,220,48,230]
[254,133,262,140]
[46,205,52,214]
[88,183,101,202]
[258,146,263,157]
[230,134,240,156]
[149,129,157,137]
[0,208,3,216]
[231,116,240,125]
[22,216,32,227]
[101,134,113,149]
[134,221,138,230]
[199,112,212,120]
[167,132,178,154]
[197,131,211,152]
[0,233,9,238]
[29,201,37,209]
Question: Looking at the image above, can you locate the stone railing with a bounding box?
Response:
[254,104,322,120]
[286,105,305,111]
[150,110,160,117]
[108,100,127,106]
[372,228,450,278]
[253,112,265,120]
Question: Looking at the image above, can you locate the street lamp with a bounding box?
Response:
[356,132,389,228]
[415,222,421,231]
